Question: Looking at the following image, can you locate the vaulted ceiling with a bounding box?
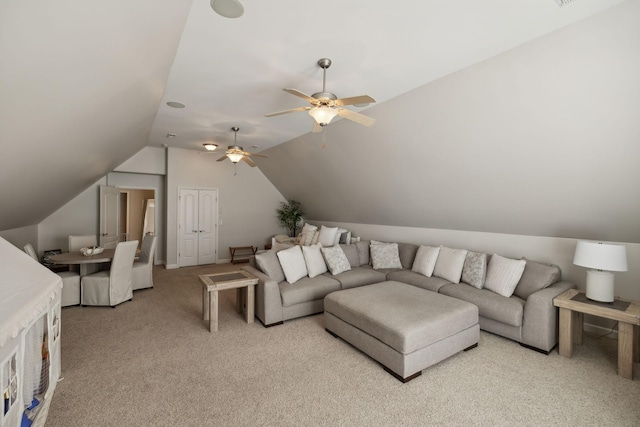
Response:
[0,0,632,232]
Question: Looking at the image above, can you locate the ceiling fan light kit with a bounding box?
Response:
[203,143,218,151]
[265,58,376,132]
[210,0,244,18]
[215,127,268,167]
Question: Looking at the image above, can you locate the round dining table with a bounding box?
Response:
[49,249,116,277]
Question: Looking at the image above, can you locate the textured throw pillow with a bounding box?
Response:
[433,246,468,284]
[298,223,318,246]
[484,254,526,297]
[276,245,308,284]
[301,244,327,278]
[461,251,487,289]
[321,245,351,275]
[370,242,402,270]
[310,230,320,245]
[411,245,440,277]
[513,258,561,300]
[255,250,285,283]
[339,231,352,245]
[318,225,339,247]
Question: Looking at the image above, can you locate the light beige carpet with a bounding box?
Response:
[46,264,640,426]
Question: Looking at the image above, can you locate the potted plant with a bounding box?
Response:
[276,200,305,237]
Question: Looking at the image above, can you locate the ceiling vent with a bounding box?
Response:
[555,0,578,6]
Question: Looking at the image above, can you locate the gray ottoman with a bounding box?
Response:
[325,281,479,382]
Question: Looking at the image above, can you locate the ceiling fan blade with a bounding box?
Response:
[241,156,257,167]
[334,95,376,106]
[283,88,317,103]
[244,152,268,158]
[216,154,229,162]
[311,121,323,133]
[265,106,310,117]
[337,108,376,126]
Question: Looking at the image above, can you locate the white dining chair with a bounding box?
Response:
[132,235,157,291]
[24,243,81,307]
[68,234,99,274]
[81,240,138,307]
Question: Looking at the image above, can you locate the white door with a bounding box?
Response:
[198,190,217,265]
[179,188,218,267]
[100,185,120,249]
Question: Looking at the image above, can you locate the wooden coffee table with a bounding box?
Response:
[554,289,640,379]
[199,270,258,332]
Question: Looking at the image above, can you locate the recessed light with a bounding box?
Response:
[166,102,185,108]
[166,133,176,138]
[211,0,244,18]
[203,143,218,151]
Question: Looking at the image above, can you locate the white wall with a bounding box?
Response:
[165,147,286,267]
[0,225,38,254]
[114,146,166,175]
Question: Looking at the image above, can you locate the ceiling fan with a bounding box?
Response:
[265,58,376,132]
[216,127,267,167]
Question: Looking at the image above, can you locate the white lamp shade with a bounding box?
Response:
[573,241,627,272]
[308,106,338,126]
[227,153,243,163]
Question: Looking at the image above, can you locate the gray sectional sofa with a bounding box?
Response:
[242,240,574,353]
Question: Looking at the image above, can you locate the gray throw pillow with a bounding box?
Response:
[513,258,561,300]
[255,250,285,283]
[339,244,360,268]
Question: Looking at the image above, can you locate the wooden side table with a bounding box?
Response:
[229,246,258,264]
[554,289,640,379]
[199,270,258,332]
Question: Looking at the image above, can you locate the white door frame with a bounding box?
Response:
[177,186,219,267]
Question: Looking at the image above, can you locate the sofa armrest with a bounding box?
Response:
[242,265,284,326]
[521,281,575,352]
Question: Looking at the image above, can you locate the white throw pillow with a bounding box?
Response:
[310,230,320,245]
[433,246,468,283]
[318,225,339,247]
[321,245,351,275]
[370,242,402,270]
[276,245,308,284]
[484,254,526,297]
[411,245,440,277]
[301,244,327,278]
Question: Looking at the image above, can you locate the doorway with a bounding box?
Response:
[100,185,156,250]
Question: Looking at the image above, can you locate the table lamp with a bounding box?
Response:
[573,241,627,302]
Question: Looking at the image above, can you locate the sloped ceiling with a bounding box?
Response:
[256,1,640,243]
[0,0,634,234]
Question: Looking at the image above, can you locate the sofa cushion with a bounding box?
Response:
[299,223,318,246]
[513,258,561,300]
[439,283,525,327]
[387,269,451,293]
[370,242,402,270]
[318,225,339,247]
[321,245,351,275]
[484,254,526,297]
[301,244,327,278]
[411,245,440,277]
[276,245,308,284]
[328,268,386,290]
[339,244,360,268]
[461,251,487,289]
[356,240,370,266]
[433,246,468,284]
[255,250,285,283]
[279,275,341,307]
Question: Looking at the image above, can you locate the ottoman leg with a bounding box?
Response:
[383,366,422,383]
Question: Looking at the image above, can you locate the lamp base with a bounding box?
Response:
[585,269,614,302]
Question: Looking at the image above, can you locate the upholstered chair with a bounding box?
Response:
[132,235,157,290]
[24,243,81,307]
[81,240,138,307]
[68,234,99,274]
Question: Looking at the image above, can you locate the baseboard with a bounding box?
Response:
[583,321,618,339]
[165,264,179,270]
[217,258,231,263]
